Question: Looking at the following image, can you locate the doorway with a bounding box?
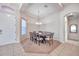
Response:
[64,12,79,45]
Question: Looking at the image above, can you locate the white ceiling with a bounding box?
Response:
[0,3,79,24]
[0,3,75,17]
[0,3,20,15]
[67,12,79,20]
[20,3,64,19]
[0,3,78,17]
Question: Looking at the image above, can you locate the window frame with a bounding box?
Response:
[21,17,27,35]
[70,24,78,33]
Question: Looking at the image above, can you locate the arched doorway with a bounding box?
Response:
[64,12,79,45]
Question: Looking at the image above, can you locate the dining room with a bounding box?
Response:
[20,3,62,53]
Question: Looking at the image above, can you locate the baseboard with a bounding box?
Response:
[58,40,65,43]
[0,40,18,46]
[53,38,64,43]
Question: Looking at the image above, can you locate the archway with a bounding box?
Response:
[64,12,79,44]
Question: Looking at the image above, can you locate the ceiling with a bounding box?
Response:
[67,12,79,20]
[0,3,20,15]
[20,3,64,19]
[0,3,78,16]
[0,3,79,24]
[0,3,65,16]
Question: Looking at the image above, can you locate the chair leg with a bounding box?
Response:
[38,40,40,46]
[35,40,37,44]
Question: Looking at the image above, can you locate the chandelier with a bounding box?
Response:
[35,7,42,25]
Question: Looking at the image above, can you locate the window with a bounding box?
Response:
[21,18,27,35]
[70,24,77,33]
